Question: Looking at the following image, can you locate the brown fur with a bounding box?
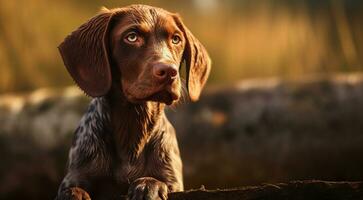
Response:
[56,4,211,200]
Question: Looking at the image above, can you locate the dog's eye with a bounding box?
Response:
[125,32,138,43]
[171,35,181,44]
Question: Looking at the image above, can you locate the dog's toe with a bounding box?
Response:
[128,177,168,200]
[56,187,91,200]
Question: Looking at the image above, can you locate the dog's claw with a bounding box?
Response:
[56,187,91,200]
[128,177,168,200]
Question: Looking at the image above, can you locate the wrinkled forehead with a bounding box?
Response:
[112,6,180,36]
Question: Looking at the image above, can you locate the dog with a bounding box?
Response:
[56,4,211,200]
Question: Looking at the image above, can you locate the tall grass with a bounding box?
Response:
[0,0,362,93]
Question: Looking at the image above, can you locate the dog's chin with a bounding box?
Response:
[148,90,179,105]
[127,90,179,105]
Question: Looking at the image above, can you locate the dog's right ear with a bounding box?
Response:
[58,8,123,97]
[173,15,212,102]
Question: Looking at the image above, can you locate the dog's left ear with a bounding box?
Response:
[173,15,212,101]
[58,8,126,97]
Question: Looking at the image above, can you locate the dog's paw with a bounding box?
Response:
[127,177,168,200]
[56,187,91,200]
[70,187,91,200]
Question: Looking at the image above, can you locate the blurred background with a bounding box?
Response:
[1,0,363,199]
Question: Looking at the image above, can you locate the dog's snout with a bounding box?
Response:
[153,63,178,82]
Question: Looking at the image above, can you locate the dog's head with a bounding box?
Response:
[59,5,211,105]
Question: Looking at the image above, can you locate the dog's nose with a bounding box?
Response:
[153,63,178,82]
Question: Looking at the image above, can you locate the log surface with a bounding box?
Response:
[1,74,363,199]
[163,181,363,200]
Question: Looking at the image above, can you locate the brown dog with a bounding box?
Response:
[56,4,211,200]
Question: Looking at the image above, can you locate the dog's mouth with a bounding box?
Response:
[126,86,180,105]
[148,88,179,105]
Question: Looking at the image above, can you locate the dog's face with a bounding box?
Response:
[59,5,211,104]
[110,9,185,104]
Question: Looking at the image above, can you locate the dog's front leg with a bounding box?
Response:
[55,172,92,200]
[127,177,168,200]
[56,187,91,200]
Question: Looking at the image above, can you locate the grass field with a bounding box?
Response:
[1,0,363,93]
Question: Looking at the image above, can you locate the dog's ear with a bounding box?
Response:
[59,8,123,97]
[173,15,211,101]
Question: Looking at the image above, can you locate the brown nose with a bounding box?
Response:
[153,63,178,82]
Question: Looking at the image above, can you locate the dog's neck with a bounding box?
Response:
[106,90,165,162]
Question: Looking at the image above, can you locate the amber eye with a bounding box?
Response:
[125,32,138,43]
[171,34,181,44]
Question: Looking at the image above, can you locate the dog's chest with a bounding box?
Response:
[113,150,149,183]
[115,162,140,182]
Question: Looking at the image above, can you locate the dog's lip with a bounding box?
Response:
[165,86,179,100]
[129,87,179,105]
[149,92,173,105]
[147,88,180,104]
